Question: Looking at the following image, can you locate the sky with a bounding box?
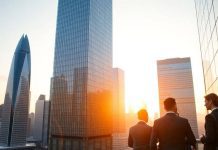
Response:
[0,0,205,119]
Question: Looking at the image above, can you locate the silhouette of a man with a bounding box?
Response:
[128,109,152,150]
[150,97,196,150]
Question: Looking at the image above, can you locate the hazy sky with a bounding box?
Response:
[0,0,205,117]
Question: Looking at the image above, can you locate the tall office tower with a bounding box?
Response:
[194,0,218,135]
[194,0,218,94]
[112,68,127,150]
[157,57,198,137]
[0,35,31,146]
[33,95,50,146]
[49,0,112,149]
[112,68,125,133]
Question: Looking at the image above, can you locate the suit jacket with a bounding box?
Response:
[128,121,152,150]
[150,113,196,150]
[202,109,218,150]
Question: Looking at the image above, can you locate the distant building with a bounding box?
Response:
[157,57,198,137]
[33,95,50,147]
[112,68,126,133]
[112,68,128,150]
[0,104,3,130]
[27,113,34,138]
[0,35,31,147]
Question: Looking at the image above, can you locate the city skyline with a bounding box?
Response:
[0,0,205,118]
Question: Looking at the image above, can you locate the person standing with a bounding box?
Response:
[200,93,218,150]
[128,109,152,150]
[150,97,196,150]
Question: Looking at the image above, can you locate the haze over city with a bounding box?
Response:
[0,0,205,117]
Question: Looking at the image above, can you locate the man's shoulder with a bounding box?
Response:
[130,122,151,130]
[177,116,188,122]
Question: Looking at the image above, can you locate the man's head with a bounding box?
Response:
[204,93,218,110]
[137,109,148,122]
[164,97,177,112]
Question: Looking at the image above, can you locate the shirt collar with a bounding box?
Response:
[211,107,218,112]
[166,111,176,114]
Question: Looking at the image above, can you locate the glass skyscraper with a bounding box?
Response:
[157,57,198,138]
[194,0,218,135]
[0,35,31,147]
[50,0,112,149]
[194,0,218,94]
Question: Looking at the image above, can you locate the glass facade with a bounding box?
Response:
[157,58,198,138]
[194,0,218,94]
[0,35,31,146]
[50,0,112,149]
[194,0,218,136]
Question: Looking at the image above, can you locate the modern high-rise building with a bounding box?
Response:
[0,35,31,146]
[49,0,112,149]
[33,95,50,146]
[194,0,218,95]
[112,68,127,150]
[194,0,218,135]
[112,68,126,133]
[157,57,198,138]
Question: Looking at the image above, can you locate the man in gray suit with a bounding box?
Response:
[128,109,152,150]
[150,97,196,150]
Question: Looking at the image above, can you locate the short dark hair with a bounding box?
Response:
[137,109,148,122]
[205,93,218,107]
[164,97,176,111]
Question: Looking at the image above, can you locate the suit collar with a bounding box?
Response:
[165,112,177,117]
[211,107,218,113]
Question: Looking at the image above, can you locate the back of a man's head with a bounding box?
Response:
[138,109,148,122]
[164,97,176,111]
[205,93,218,107]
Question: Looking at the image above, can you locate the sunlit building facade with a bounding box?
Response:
[112,68,127,150]
[0,35,31,146]
[49,0,112,149]
[157,57,198,138]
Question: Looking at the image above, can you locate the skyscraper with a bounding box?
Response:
[49,0,112,149]
[112,68,128,150]
[0,35,31,146]
[194,0,218,95]
[194,0,218,135]
[33,95,50,146]
[157,57,198,137]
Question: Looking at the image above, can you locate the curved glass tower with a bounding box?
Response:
[0,35,31,147]
[50,0,112,149]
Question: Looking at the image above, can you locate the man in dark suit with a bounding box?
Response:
[150,97,196,150]
[200,93,218,150]
[128,109,152,150]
